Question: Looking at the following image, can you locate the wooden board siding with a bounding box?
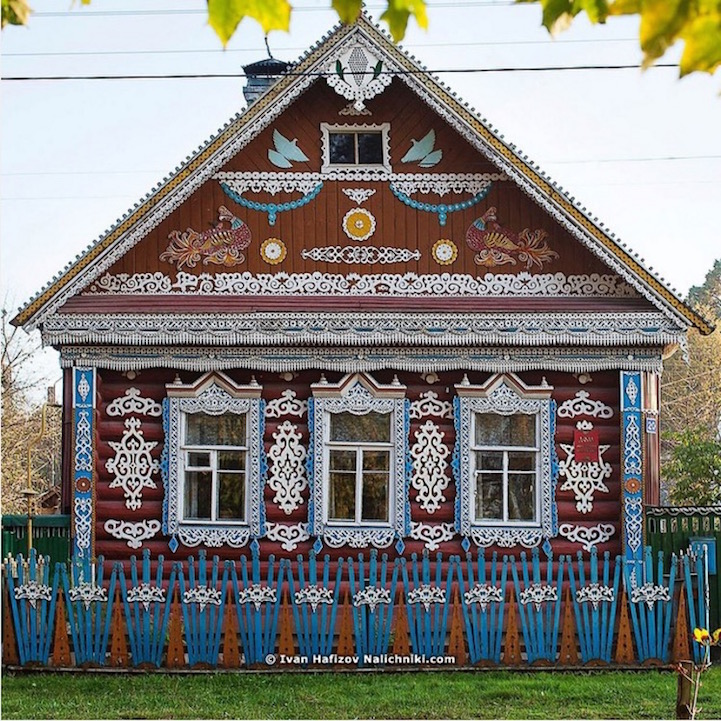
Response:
[86,80,621,289]
[92,367,623,567]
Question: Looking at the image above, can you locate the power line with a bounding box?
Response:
[3,37,640,58]
[2,63,679,81]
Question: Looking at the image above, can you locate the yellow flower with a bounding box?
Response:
[713,628,721,645]
[694,627,711,644]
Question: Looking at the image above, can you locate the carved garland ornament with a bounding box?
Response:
[183,586,222,611]
[85,270,638,298]
[103,519,161,548]
[630,583,670,610]
[576,583,615,610]
[557,390,614,419]
[407,584,447,611]
[237,583,277,610]
[69,583,108,610]
[106,417,160,511]
[409,521,454,551]
[519,583,558,611]
[300,245,420,264]
[264,522,310,551]
[352,586,392,612]
[294,585,334,612]
[463,584,504,610]
[558,523,615,551]
[127,583,166,611]
[14,580,53,609]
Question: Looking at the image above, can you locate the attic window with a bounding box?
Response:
[321,123,391,173]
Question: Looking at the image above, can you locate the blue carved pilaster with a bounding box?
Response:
[620,371,643,563]
[72,367,96,559]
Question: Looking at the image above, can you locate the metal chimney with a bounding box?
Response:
[242,58,290,106]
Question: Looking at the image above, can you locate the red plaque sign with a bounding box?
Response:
[574,428,600,463]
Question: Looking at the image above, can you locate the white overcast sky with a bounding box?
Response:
[2,0,721,319]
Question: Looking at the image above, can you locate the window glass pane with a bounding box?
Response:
[329,449,356,472]
[357,133,383,164]
[475,413,536,447]
[186,412,246,446]
[508,473,536,521]
[476,451,503,471]
[330,411,391,443]
[218,472,245,520]
[476,473,502,520]
[184,470,212,519]
[218,451,245,471]
[329,474,356,521]
[187,451,211,468]
[508,452,536,471]
[329,133,355,164]
[362,472,389,522]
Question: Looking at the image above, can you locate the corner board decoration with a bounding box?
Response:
[160,207,251,270]
[325,42,393,114]
[453,373,558,550]
[161,372,266,552]
[86,269,638,299]
[307,372,410,550]
[260,238,287,265]
[106,417,160,510]
[401,129,443,168]
[73,367,96,558]
[268,129,309,169]
[410,420,451,514]
[621,372,644,562]
[466,207,558,269]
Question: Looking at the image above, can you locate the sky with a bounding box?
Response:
[2,0,721,327]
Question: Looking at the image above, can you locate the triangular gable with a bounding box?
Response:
[13,14,713,335]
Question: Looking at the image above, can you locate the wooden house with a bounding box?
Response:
[13,15,712,574]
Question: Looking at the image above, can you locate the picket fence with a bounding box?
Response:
[1,547,709,671]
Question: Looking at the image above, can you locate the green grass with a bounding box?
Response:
[3,668,721,720]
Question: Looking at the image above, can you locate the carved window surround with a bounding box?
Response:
[308,372,409,548]
[320,123,391,175]
[162,372,266,551]
[453,373,558,549]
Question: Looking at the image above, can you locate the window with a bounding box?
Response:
[321,123,391,173]
[454,374,557,549]
[163,372,265,550]
[309,373,409,548]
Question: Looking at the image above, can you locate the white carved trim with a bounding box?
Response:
[409,391,453,420]
[183,586,222,611]
[265,390,307,419]
[463,584,504,610]
[300,245,420,264]
[410,421,450,514]
[267,421,308,515]
[294,585,334,611]
[265,522,310,551]
[342,187,376,204]
[558,523,615,552]
[106,387,162,417]
[519,583,557,611]
[104,519,161,548]
[127,583,166,610]
[83,271,639,298]
[576,583,614,610]
[237,583,277,609]
[406,584,446,611]
[557,390,614,419]
[353,586,391,611]
[409,521,454,551]
[68,582,108,610]
[321,122,391,174]
[325,43,394,112]
[14,580,52,609]
[106,417,160,510]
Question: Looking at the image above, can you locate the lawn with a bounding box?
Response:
[3,668,721,720]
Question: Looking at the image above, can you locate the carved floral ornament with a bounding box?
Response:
[352,586,392,612]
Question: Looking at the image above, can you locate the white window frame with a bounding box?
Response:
[163,372,265,549]
[320,123,391,174]
[309,372,408,548]
[454,373,557,549]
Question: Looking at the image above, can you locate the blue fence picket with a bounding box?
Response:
[230,547,284,666]
[60,554,116,665]
[117,549,176,667]
[623,547,676,663]
[454,551,508,665]
[347,551,399,665]
[400,552,454,658]
[177,551,229,667]
[567,549,620,664]
[287,552,343,663]
[3,549,59,665]
[682,548,709,664]
[511,549,564,664]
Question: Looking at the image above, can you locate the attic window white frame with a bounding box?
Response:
[163,372,265,549]
[320,123,391,174]
[453,373,558,548]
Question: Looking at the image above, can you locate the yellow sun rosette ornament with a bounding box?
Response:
[260,238,287,265]
[342,208,376,242]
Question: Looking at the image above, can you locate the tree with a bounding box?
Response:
[665,427,721,506]
[688,259,721,319]
[2,0,720,81]
[1,304,62,514]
